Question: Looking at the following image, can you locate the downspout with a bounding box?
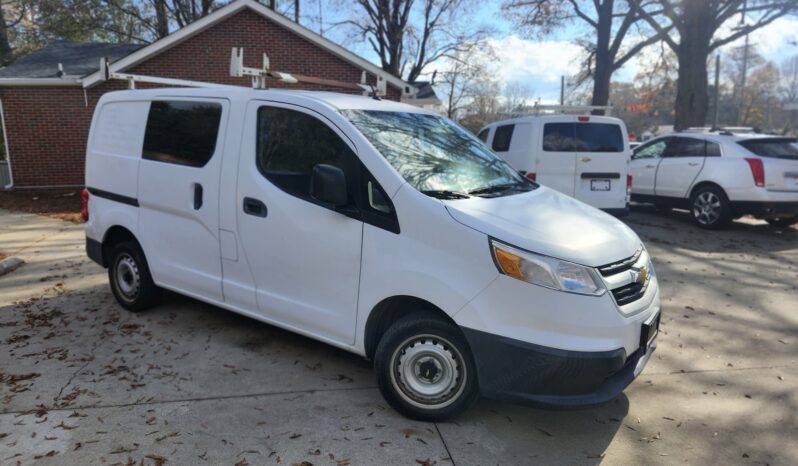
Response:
[0,97,13,190]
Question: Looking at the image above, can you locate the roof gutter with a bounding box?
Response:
[0,77,82,87]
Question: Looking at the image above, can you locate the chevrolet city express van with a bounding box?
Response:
[84,88,661,421]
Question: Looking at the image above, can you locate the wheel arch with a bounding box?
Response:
[101,225,141,267]
[688,180,729,202]
[364,295,459,360]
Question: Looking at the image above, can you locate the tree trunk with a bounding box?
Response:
[0,7,12,66]
[673,2,713,130]
[154,0,169,38]
[591,0,614,113]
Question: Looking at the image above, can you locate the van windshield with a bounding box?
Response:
[342,110,533,198]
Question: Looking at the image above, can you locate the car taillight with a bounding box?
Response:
[526,172,537,182]
[81,188,89,221]
[744,158,765,187]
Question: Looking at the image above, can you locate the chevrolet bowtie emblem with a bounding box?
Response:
[631,266,649,285]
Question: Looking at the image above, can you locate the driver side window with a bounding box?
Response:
[633,139,668,159]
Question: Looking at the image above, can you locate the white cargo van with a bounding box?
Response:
[84,88,660,421]
[478,112,632,215]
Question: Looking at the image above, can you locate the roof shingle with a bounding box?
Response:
[0,40,144,78]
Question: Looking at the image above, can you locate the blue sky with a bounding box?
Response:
[301,1,798,102]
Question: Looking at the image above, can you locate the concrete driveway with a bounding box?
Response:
[1,207,796,465]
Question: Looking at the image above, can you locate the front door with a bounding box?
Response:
[137,99,227,301]
[236,101,363,345]
[630,138,669,195]
[655,137,707,198]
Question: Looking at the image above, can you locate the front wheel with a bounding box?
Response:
[374,314,479,422]
[690,186,732,229]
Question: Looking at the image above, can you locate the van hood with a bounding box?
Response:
[444,187,641,267]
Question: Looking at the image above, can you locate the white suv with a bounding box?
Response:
[84,87,660,421]
[630,131,798,229]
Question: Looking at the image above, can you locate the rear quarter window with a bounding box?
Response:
[92,101,150,157]
[738,139,798,160]
[142,101,223,167]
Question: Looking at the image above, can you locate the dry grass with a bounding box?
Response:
[0,188,83,223]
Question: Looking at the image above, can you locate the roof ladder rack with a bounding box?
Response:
[230,47,386,97]
[498,104,614,118]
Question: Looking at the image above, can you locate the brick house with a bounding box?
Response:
[0,0,427,189]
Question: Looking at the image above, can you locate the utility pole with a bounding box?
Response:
[738,0,750,125]
[560,76,565,106]
[712,54,720,129]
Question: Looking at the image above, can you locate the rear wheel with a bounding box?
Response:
[690,186,731,229]
[108,241,160,312]
[767,216,798,227]
[374,314,479,422]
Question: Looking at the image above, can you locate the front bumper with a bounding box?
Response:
[462,323,657,408]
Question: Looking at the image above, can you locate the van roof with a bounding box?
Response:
[100,87,433,113]
[485,114,623,127]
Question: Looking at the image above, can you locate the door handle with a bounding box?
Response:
[580,156,592,162]
[645,164,656,168]
[688,162,700,166]
[193,183,203,210]
[243,197,267,217]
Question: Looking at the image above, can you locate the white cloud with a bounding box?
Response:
[485,36,583,86]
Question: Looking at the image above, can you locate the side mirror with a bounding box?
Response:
[311,164,348,206]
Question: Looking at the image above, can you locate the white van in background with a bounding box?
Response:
[479,111,632,215]
[84,88,660,421]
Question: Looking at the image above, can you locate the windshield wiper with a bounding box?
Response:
[468,182,527,196]
[422,190,470,199]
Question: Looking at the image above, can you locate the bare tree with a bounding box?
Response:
[633,0,798,130]
[500,81,533,113]
[782,55,798,103]
[346,0,485,82]
[502,0,667,111]
[0,1,28,65]
[437,41,494,119]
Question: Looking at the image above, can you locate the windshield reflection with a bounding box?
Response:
[343,110,533,197]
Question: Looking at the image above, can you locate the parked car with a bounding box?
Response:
[84,88,660,421]
[630,131,798,229]
[478,112,632,216]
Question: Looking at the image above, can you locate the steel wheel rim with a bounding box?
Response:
[693,192,721,225]
[389,334,466,410]
[114,253,140,301]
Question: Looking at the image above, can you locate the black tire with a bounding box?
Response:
[689,185,732,229]
[107,240,161,312]
[374,313,479,422]
[766,216,798,227]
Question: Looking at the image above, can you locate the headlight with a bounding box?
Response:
[490,239,606,296]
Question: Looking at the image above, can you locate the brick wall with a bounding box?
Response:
[1,8,402,187]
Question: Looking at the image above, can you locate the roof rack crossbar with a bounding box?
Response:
[498,104,614,118]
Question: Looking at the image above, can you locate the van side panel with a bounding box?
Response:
[86,101,149,199]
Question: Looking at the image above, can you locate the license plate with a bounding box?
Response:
[640,313,660,349]
[591,179,611,191]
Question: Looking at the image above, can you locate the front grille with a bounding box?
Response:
[598,249,649,306]
[611,280,648,306]
[597,249,641,277]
